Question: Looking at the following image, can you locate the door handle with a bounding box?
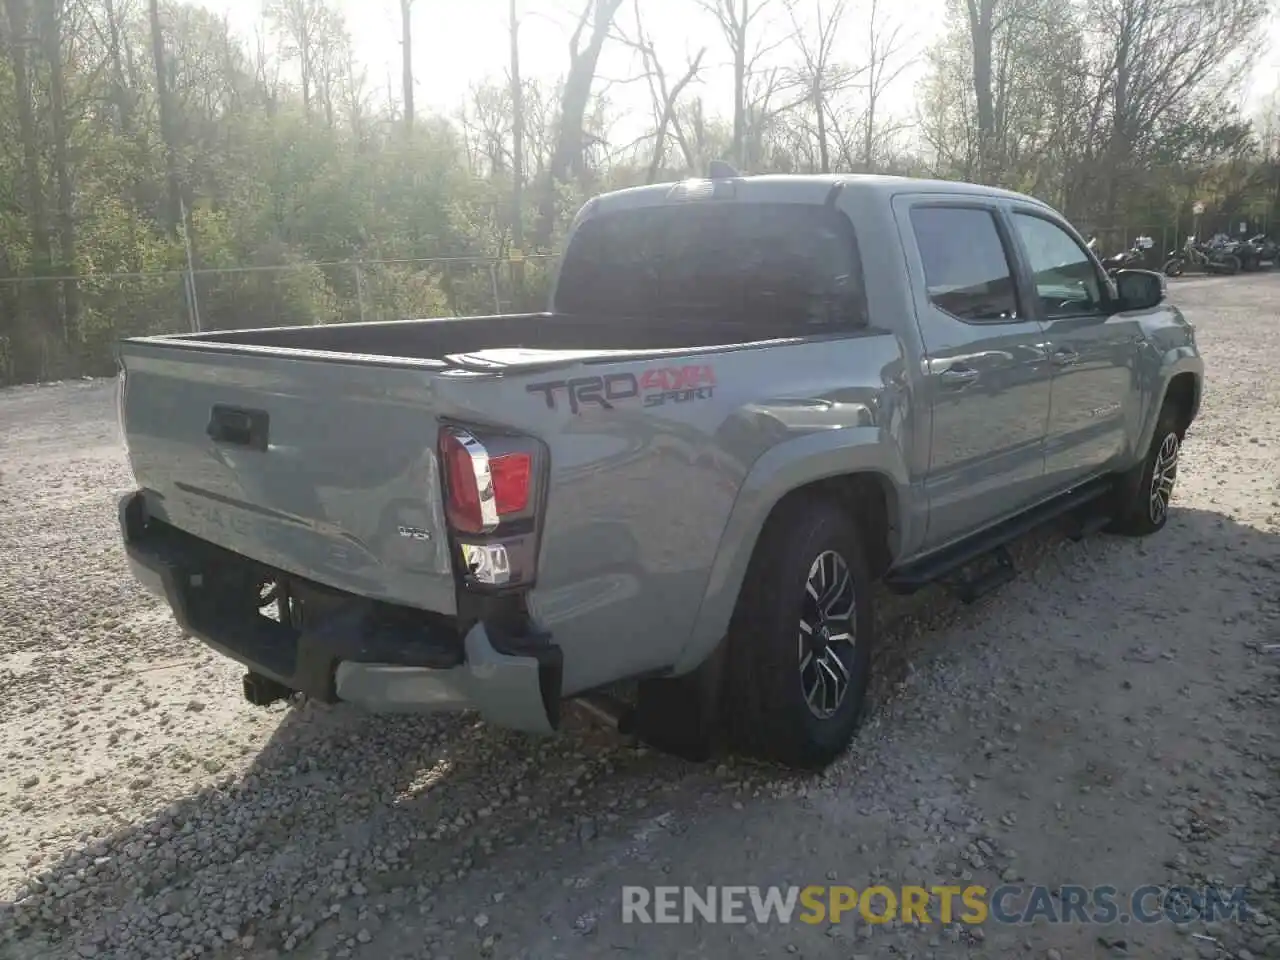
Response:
[939,365,981,387]
[1051,347,1080,366]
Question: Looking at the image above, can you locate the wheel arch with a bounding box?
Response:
[1133,348,1202,458]
[672,429,911,675]
[1162,370,1200,435]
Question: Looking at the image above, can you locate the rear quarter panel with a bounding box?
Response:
[454,332,918,695]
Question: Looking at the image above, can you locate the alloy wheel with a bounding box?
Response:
[798,549,858,719]
[1149,431,1180,525]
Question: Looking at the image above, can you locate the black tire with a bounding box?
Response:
[1162,258,1184,278]
[722,495,875,769]
[1107,403,1183,536]
[1218,254,1241,275]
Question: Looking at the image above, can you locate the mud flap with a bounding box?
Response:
[632,639,727,762]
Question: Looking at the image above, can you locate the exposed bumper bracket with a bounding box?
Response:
[119,490,562,735]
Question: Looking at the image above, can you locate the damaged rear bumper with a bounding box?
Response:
[118,490,561,734]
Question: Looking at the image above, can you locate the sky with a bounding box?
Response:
[202,0,1280,143]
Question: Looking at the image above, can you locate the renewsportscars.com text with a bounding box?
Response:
[621,884,1255,926]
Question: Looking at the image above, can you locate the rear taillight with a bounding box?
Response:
[438,425,542,588]
[439,429,533,534]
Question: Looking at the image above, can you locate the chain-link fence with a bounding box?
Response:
[0,255,559,386]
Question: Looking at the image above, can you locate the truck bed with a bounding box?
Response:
[165,311,802,366]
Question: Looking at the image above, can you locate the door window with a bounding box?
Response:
[1012,213,1105,317]
[909,206,1020,323]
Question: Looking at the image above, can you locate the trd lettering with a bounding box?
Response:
[526,373,640,414]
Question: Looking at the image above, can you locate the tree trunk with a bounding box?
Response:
[533,0,624,249]
[863,2,875,170]
[509,0,525,305]
[1105,25,1132,224]
[732,0,746,165]
[965,0,995,181]
[102,0,135,136]
[4,0,60,380]
[814,78,829,173]
[401,0,414,132]
[300,20,312,116]
[647,52,705,183]
[148,0,182,234]
[40,0,80,353]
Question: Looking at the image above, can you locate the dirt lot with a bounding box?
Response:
[1,274,1278,960]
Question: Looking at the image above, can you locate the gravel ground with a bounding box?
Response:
[1,274,1278,960]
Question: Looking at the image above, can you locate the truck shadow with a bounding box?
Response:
[869,505,1279,697]
[8,506,1279,958]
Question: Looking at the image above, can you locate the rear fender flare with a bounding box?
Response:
[672,428,911,675]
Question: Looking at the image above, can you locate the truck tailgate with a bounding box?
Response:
[118,341,462,615]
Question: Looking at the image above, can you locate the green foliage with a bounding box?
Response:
[0,0,1276,385]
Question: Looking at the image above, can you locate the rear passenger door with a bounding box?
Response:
[895,197,1054,550]
[1005,208,1139,487]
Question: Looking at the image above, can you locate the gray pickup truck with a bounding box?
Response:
[116,170,1203,769]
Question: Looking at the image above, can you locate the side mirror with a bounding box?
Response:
[1113,268,1165,312]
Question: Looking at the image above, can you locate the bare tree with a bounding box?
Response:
[626,0,706,181]
[964,0,999,179]
[400,0,413,131]
[533,0,625,248]
[311,8,351,128]
[785,0,855,173]
[696,0,783,166]
[461,82,512,174]
[3,0,58,375]
[148,0,183,232]
[509,0,527,301]
[89,0,140,137]
[251,20,282,114]
[265,0,331,117]
[38,0,80,336]
[1089,0,1267,212]
[344,37,371,138]
[860,0,913,170]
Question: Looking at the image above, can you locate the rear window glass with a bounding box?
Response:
[909,206,1019,322]
[554,201,864,331]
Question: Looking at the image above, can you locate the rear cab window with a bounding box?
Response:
[554,201,866,334]
[908,205,1020,323]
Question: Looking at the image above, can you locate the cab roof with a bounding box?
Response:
[582,172,1053,219]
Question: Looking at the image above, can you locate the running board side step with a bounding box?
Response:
[945,546,1015,604]
[884,476,1114,596]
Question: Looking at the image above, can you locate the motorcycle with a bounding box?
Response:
[1229,235,1265,271]
[1099,243,1145,276]
[1244,234,1279,269]
[1161,236,1241,277]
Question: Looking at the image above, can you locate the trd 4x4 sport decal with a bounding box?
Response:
[527,365,717,415]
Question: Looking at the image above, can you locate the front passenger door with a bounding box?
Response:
[1007,210,1140,488]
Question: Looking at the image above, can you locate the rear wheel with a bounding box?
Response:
[723,496,874,769]
[1108,403,1183,536]
[1162,258,1184,278]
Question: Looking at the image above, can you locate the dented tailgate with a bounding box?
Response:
[117,341,462,614]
